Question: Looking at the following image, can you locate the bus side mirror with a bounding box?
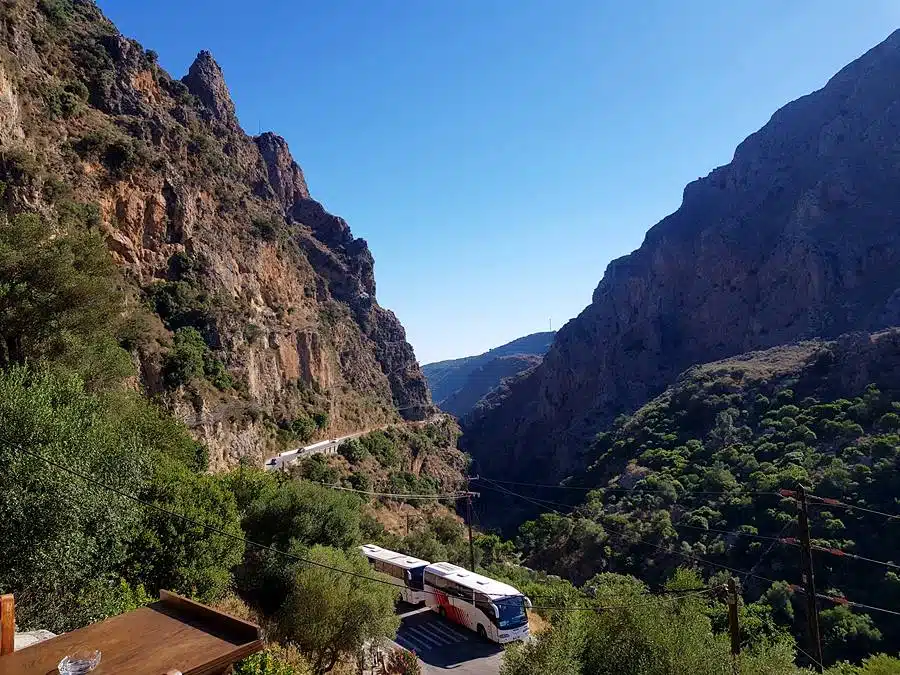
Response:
[524,597,532,610]
[491,604,499,618]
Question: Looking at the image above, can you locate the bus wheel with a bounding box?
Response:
[477,624,487,641]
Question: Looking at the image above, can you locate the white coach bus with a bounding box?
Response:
[360,544,430,605]
[423,562,531,643]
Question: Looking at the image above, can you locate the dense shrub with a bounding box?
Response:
[125,456,243,602]
[38,0,74,26]
[274,546,400,675]
[146,280,214,332]
[163,327,232,390]
[0,211,132,387]
[74,125,151,178]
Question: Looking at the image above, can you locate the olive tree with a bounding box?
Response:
[274,546,400,674]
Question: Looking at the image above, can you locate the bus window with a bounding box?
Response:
[407,566,425,591]
[474,592,496,620]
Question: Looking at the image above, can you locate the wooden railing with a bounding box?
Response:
[0,594,13,656]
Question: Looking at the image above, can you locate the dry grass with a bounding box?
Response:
[210,592,260,625]
[528,611,551,635]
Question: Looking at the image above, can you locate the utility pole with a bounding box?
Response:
[797,485,824,672]
[406,513,410,537]
[466,492,476,572]
[464,475,477,572]
[727,577,740,675]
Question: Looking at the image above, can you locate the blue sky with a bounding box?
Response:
[97,1,898,364]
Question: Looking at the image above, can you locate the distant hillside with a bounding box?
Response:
[423,332,554,417]
[440,354,542,419]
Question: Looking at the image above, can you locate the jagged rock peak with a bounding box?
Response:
[255,132,310,213]
[182,50,236,125]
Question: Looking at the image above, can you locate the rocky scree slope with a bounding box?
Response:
[463,28,900,487]
[422,331,554,416]
[0,0,432,468]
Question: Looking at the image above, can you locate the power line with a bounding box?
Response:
[777,539,900,572]
[477,477,782,586]
[474,475,780,497]
[316,483,470,500]
[746,520,795,579]
[674,521,796,544]
[780,490,900,522]
[15,444,714,612]
[787,585,900,618]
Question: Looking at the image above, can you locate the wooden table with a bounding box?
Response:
[0,590,264,675]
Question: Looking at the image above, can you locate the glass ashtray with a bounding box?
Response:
[58,650,102,674]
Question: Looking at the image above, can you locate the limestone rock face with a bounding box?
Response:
[463,29,900,483]
[0,1,432,468]
[255,132,310,211]
[181,50,237,126]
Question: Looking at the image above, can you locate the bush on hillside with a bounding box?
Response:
[0,212,131,386]
[0,367,147,631]
[274,546,400,675]
[163,327,232,390]
[124,456,244,602]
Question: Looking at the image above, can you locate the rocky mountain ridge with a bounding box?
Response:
[0,0,432,468]
[462,28,900,484]
[422,332,554,416]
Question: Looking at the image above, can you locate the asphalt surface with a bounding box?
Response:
[391,605,505,675]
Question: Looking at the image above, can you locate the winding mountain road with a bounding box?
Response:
[263,430,368,470]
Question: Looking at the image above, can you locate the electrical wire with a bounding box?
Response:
[14,444,718,612]
[316,483,469,500]
[787,585,900,618]
[477,477,782,586]
[673,521,796,543]
[794,644,826,672]
[474,475,781,497]
[746,520,795,579]
[23,445,900,620]
[779,489,900,521]
[785,541,900,572]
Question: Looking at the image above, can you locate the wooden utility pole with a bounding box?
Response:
[797,485,824,672]
[727,578,740,675]
[466,492,476,572]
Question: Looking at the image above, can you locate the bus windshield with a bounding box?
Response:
[494,596,528,629]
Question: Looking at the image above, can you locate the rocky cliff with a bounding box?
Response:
[0,0,432,468]
[463,28,900,483]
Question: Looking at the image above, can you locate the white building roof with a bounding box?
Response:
[360,544,430,570]
[424,562,522,598]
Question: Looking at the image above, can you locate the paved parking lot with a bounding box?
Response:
[392,605,504,675]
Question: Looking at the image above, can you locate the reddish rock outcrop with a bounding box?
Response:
[0,3,433,467]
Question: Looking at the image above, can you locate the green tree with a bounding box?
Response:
[500,612,584,675]
[0,367,148,631]
[164,327,232,390]
[242,481,363,552]
[126,456,244,602]
[0,212,131,386]
[339,438,369,463]
[820,606,883,664]
[274,546,400,674]
[289,414,317,443]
